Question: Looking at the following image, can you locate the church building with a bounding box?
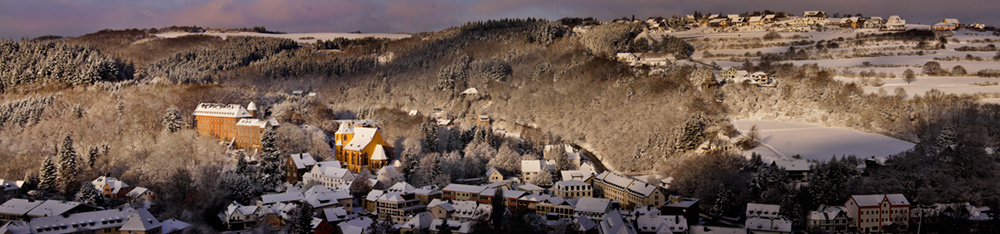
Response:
[334,120,394,173]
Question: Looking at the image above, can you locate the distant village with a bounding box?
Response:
[0,94,992,234]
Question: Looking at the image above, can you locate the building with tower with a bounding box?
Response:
[193,102,278,152]
[333,120,394,173]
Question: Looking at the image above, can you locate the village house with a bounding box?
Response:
[399,212,435,233]
[334,121,394,173]
[661,196,701,225]
[748,16,765,26]
[598,210,638,234]
[771,159,811,183]
[764,14,776,23]
[5,207,173,234]
[322,207,349,224]
[91,176,132,200]
[303,161,354,189]
[427,199,455,220]
[363,190,384,214]
[807,205,855,233]
[193,102,278,152]
[501,190,526,211]
[485,167,503,183]
[429,219,473,234]
[413,186,442,205]
[803,11,827,21]
[450,200,492,222]
[285,153,317,184]
[0,180,23,199]
[589,171,666,210]
[745,203,793,234]
[225,202,263,230]
[258,188,305,206]
[0,199,99,224]
[119,208,162,234]
[544,144,582,168]
[376,184,426,223]
[553,180,593,199]
[844,194,910,233]
[884,15,906,31]
[531,196,575,219]
[574,197,613,220]
[442,184,487,202]
[302,185,353,212]
[635,214,688,234]
[840,17,859,28]
[520,160,556,183]
[864,16,884,29]
[616,53,641,61]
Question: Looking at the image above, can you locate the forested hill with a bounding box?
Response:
[3,18,1000,178]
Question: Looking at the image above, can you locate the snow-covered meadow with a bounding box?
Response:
[734,120,915,163]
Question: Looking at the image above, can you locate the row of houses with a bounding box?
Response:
[0,206,187,234]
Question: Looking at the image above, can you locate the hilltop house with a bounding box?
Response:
[884,15,906,31]
[193,102,278,152]
[285,153,317,184]
[844,194,910,233]
[803,11,827,21]
[334,121,394,173]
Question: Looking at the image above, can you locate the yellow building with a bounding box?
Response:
[334,120,394,173]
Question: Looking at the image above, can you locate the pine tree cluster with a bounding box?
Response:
[0,40,127,91]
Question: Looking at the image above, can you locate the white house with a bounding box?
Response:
[304,162,356,188]
[520,160,556,183]
[885,15,906,31]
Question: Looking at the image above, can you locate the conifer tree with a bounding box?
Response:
[290,203,315,234]
[162,105,183,133]
[56,134,78,195]
[38,157,57,191]
[257,127,284,192]
[75,182,104,207]
[87,146,100,169]
[400,149,419,183]
[236,151,249,175]
[422,120,439,153]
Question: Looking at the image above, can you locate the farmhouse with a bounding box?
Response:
[91,176,132,199]
[884,15,906,31]
[193,102,278,152]
[803,11,827,21]
[285,153,317,184]
[807,205,855,232]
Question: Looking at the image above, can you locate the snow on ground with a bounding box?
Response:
[837,76,1000,97]
[156,32,410,44]
[980,98,1000,104]
[733,120,914,163]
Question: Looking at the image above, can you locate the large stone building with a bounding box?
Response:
[192,102,278,152]
[588,171,666,210]
[333,120,394,173]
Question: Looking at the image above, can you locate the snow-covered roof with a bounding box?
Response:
[120,208,160,231]
[337,217,373,234]
[627,182,658,197]
[344,127,382,152]
[335,122,354,135]
[315,165,354,180]
[290,153,317,170]
[0,198,42,215]
[0,179,22,192]
[235,118,278,128]
[636,215,687,233]
[518,184,542,193]
[323,207,349,222]
[808,206,845,221]
[304,185,352,207]
[575,197,612,214]
[261,190,305,205]
[192,103,253,118]
[0,220,30,234]
[91,176,129,194]
[26,200,86,217]
[501,190,525,199]
[316,160,342,168]
[749,16,763,22]
[402,212,435,230]
[428,199,456,212]
[521,160,555,173]
[561,170,594,181]
[387,182,417,194]
[746,203,781,218]
[598,210,637,234]
[26,207,135,234]
[745,217,792,232]
[944,18,960,24]
[555,180,590,190]
[226,202,260,217]
[764,14,775,19]
[442,184,486,194]
[850,194,909,207]
[126,187,149,198]
[246,101,257,111]
[370,145,389,161]
[576,216,598,232]
[460,88,479,95]
[365,189,384,202]
[771,159,810,171]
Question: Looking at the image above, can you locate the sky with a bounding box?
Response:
[1,0,997,39]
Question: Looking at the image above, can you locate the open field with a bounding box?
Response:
[733,120,915,163]
[837,76,1000,97]
[156,32,411,44]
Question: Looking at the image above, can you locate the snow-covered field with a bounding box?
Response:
[156,32,411,44]
[733,120,915,162]
[837,76,1000,97]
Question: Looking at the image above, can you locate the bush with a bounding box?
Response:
[763,31,782,40]
[579,22,644,55]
